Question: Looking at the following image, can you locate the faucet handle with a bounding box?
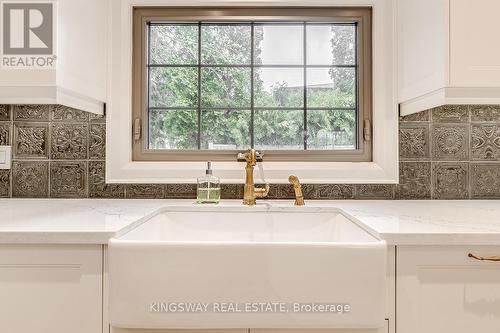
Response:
[254,183,270,199]
[236,152,247,161]
[237,149,264,162]
[255,150,264,161]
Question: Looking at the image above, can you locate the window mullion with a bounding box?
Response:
[197,22,202,150]
[303,23,307,150]
[250,23,255,149]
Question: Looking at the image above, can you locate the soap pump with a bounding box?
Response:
[196,161,221,204]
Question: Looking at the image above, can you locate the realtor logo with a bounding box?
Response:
[1,1,56,68]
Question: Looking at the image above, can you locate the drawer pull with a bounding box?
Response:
[468,253,500,262]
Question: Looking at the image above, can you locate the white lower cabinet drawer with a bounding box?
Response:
[250,320,389,333]
[397,246,500,333]
[0,245,103,333]
[251,325,389,333]
[109,322,389,333]
[111,330,247,333]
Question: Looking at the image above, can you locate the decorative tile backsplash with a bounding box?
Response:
[399,105,500,199]
[0,104,499,199]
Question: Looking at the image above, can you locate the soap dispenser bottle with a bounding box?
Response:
[197,161,221,204]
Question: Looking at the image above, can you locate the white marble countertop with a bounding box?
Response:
[0,199,500,245]
[0,199,168,244]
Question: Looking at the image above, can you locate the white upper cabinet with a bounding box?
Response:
[398,0,500,115]
[0,0,107,114]
[55,0,107,114]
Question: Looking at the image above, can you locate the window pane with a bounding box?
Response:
[254,110,304,150]
[201,110,250,149]
[307,67,356,108]
[254,68,304,108]
[144,19,362,156]
[201,24,251,65]
[306,110,356,150]
[201,67,251,108]
[149,67,198,108]
[149,110,198,149]
[307,25,356,65]
[254,25,303,65]
[150,25,198,65]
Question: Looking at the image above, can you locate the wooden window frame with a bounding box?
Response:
[132,7,372,162]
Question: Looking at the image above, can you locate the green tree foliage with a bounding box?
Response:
[148,23,356,150]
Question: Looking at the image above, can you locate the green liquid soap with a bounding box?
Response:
[196,161,221,204]
[196,186,221,203]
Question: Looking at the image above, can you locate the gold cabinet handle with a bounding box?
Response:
[468,253,500,262]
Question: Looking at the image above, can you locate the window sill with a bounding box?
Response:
[106,0,398,184]
[105,160,397,184]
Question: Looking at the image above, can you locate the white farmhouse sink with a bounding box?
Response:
[109,206,386,329]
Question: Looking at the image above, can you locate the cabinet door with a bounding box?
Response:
[57,0,107,105]
[397,246,500,333]
[0,245,103,333]
[450,0,500,86]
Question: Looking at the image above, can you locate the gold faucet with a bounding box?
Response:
[288,175,305,206]
[237,149,270,206]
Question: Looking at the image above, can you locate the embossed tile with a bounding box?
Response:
[12,161,49,198]
[395,162,431,199]
[355,185,394,199]
[89,124,105,159]
[13,105,50,121]
[431,124,469,160]
[470,105,500,122]
[399,110,430,122]
[88,161,125,198]
[50,105,89,122]
[471,163,500,199]
[432,162,469,199]
[50,161,87,198]
[51,123,88,159]
[431,105,469,122]
[262,184,279,199]
[0,105,11,120]
[4,102,500,201]
[89,112,106,123]
[221,184,243,199]
[399,124,430,160]
[471,124,500,160]
[13,122,49,159]
[316,184,354,199]
[125,184,164,199]
[0,170,10,198]
[0,123,11,145]
[274,184,294,199]
[277,183,316,200]
[165,184,197,199]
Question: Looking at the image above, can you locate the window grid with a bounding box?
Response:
[146,22,358,151]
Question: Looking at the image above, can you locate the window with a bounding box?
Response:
[132,7,372,161]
